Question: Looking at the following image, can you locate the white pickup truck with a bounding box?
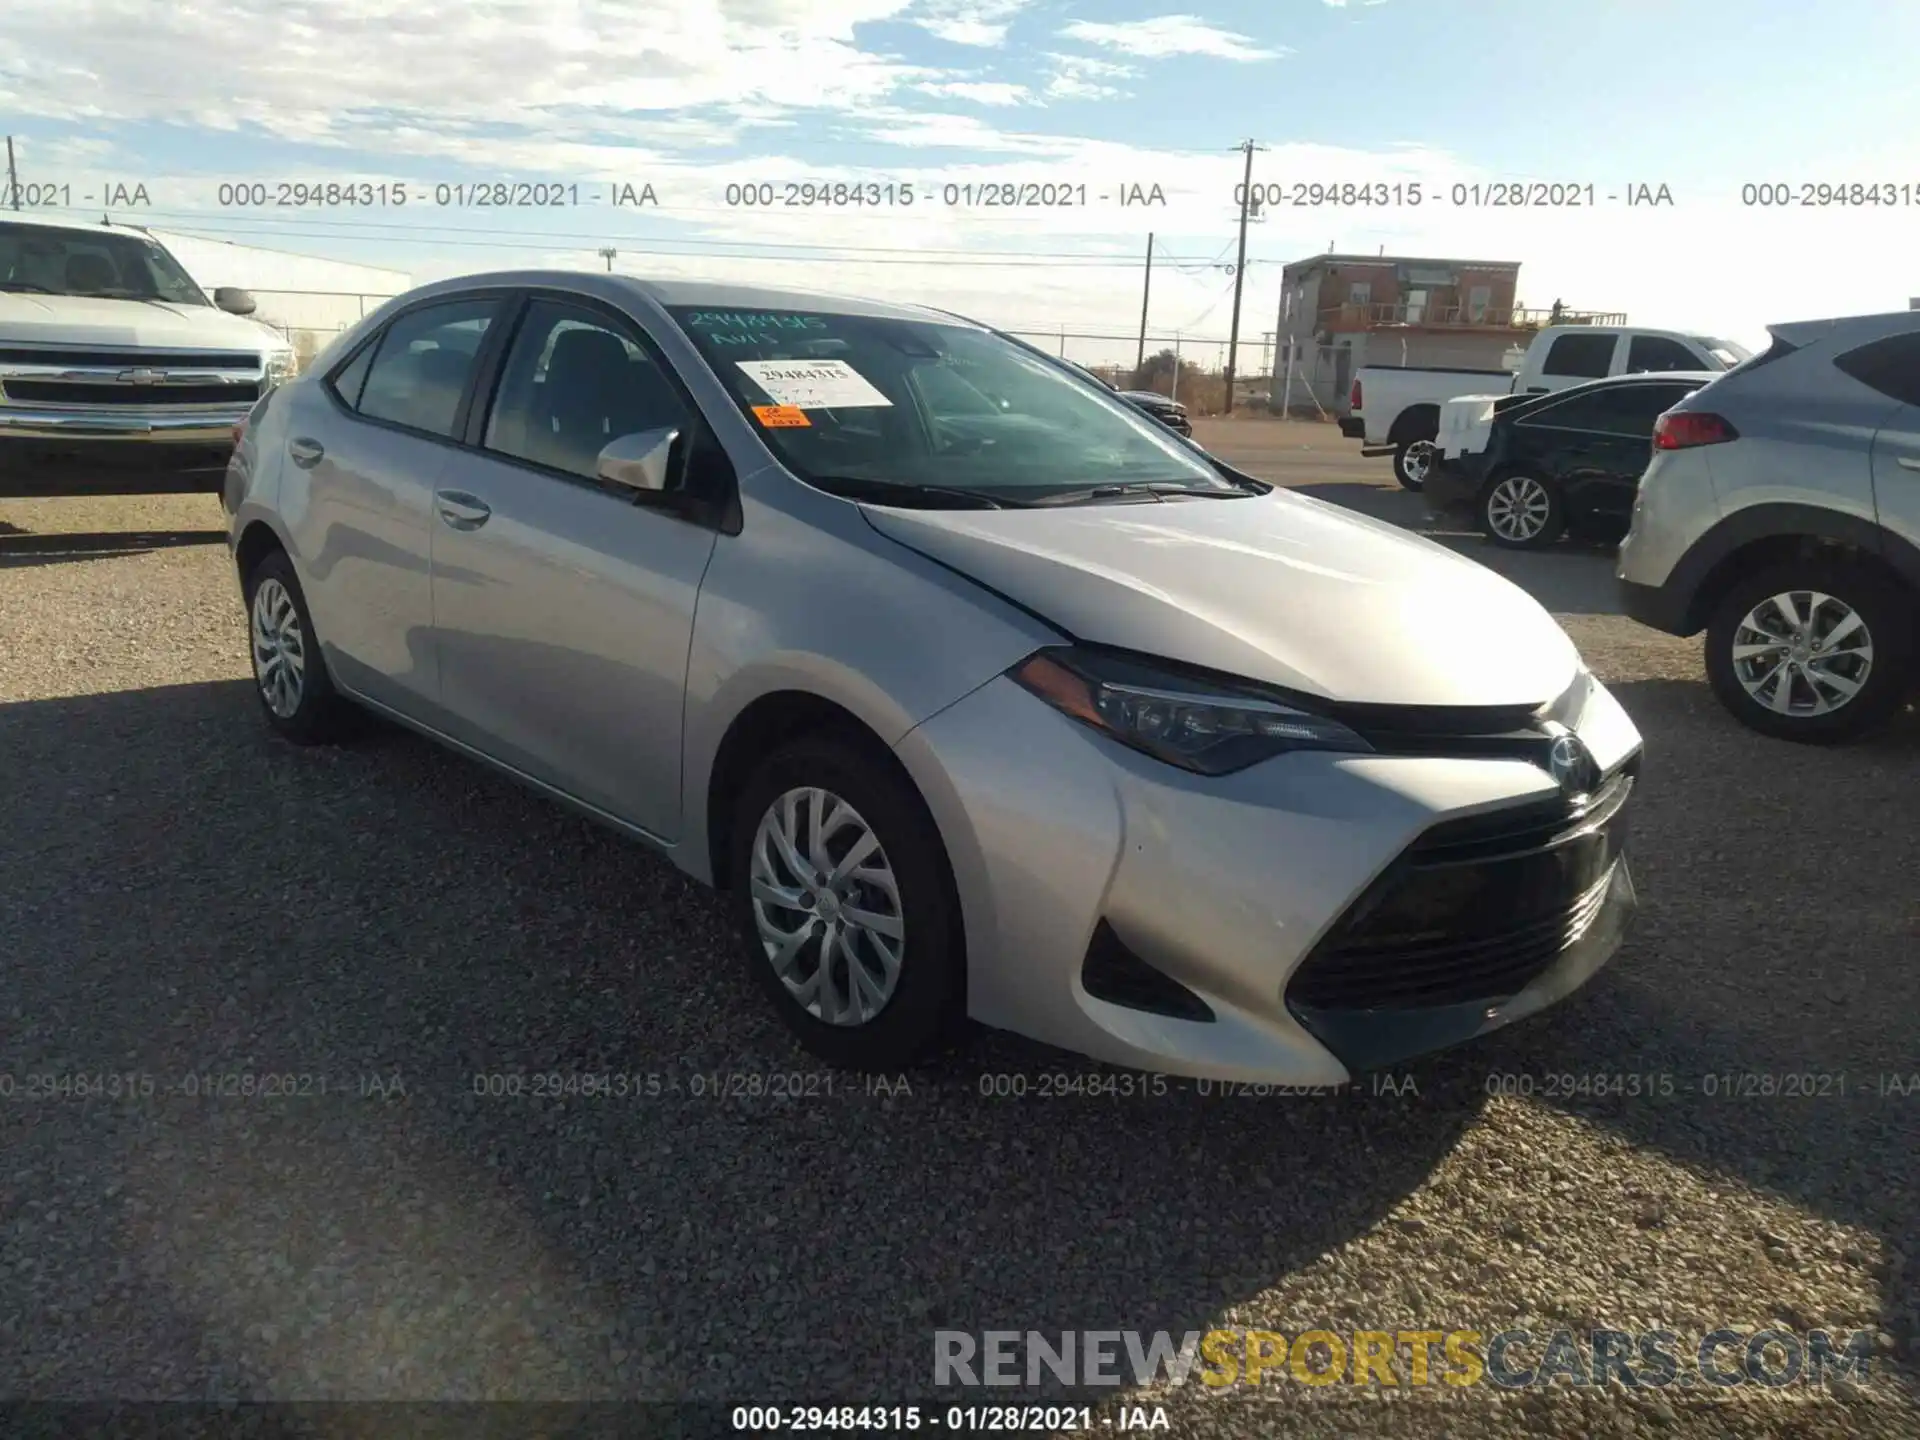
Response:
[1,214,295,498]
[1339,325,1750,489]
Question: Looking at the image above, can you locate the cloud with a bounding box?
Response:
[1043,54,1137,101]
[909,0,1035,47]
[915,80,1033,106]
[0,0,942,140]
[1057,16,1285,61]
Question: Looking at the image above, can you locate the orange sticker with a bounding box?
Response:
[753,405,812,428]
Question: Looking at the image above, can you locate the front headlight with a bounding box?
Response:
[262,348,296,390]
[1011,647,1371,775]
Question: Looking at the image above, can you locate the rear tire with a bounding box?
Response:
[243,550,356,745]
[1704,561,1913,744]
[728,735,966,1070]
[1477,471,1567,550]
[1392,437,1437,491]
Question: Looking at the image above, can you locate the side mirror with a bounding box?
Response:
[597,427,681,495]
[214,286,257,315]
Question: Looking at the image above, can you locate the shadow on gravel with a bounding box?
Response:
[0,528,227,568]
[1,679,1479,1400]
[1418,678,1920,1337]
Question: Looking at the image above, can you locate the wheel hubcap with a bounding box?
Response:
[250,578,307,718]
[1731,590,1873,718]
[1486,475,1551,541]
[1403,441,1435,482]
[748,786,905,1026]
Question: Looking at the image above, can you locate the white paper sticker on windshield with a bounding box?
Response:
[735,359,893,410]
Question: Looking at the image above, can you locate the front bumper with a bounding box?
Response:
[1618,576,1691,635]
[0,405,244,496]
[896,673,1643,1084]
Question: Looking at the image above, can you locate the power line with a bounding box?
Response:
[97,215,1273,274]
[152,224,1185,270]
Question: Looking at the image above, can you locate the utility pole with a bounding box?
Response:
[5,137,19,210]
[598,246,617,272]
[1223,138,1266,414]
[1135,232,1154,379]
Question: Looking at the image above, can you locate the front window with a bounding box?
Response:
[0,223,209,305]
[666,306,1230,500]
[1690,336,1752,369]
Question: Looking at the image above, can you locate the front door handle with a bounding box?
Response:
[1898,456,1920,472]
[288,437,324,468]
[434,489,492,530]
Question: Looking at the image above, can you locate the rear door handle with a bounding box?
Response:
[1898,456,1920,471]
[434,489,492,530]
[288,437,324,468]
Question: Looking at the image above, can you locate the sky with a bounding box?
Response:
[3,0,1918,365]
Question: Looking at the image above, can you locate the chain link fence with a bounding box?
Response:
[244,290,402,372]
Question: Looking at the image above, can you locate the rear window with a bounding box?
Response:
[1626,335,1704,373]
[1519,380,1703,437]
[352,298,500,438]
[1541,333,1616,378]
[1833,333,1920,407]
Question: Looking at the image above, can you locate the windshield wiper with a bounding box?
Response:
[1031,481,1251,506]
[89,290,177,308]
[0,281,55,293]
[811,475,1038,509]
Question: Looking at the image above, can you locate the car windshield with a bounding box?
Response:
[1691,336,1752,368]
[0,223,209,305]
[665,305,1230,500]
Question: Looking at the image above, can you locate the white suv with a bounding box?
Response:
[1618,309,1920,742]
[0,215,294,497]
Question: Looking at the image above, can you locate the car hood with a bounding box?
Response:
[1120,391,1182,408]
[861,488,1581,707]
[0,293,284,353]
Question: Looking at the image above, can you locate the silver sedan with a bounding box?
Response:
[225,271,1643,1081]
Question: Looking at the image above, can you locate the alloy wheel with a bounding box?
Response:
[749,786,906,1026]
[1730,590,1874,718]
[1401,440,1435,485]
[1485,475,1553,542]
[250,577,307,718]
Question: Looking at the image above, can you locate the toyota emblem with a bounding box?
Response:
[1546,732,1597,796]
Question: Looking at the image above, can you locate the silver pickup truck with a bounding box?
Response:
[0,216,295,497]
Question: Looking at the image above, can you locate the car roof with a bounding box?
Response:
[0,213,150,238]
[1531,370,1721,399]
[395,269,974,326]
[1767,309,1920,349]
[1500,370,1717,421]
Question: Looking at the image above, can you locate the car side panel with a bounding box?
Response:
[1869,402,1920,560]
[675,473,1063,886]
[273,380,447,711]
[1707,382,1892,527]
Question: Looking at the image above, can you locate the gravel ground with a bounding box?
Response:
[2,438,1917,1439]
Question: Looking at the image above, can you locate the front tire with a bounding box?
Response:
[1704,561,1913,744]
[1393,437,1437,491]
[243,551,355,745]
[728,736,965,1070]
[1478,471,1567,549]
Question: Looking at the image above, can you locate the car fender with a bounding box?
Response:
[1666,501,1920,633]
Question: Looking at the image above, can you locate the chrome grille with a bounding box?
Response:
[0,347,265,410]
